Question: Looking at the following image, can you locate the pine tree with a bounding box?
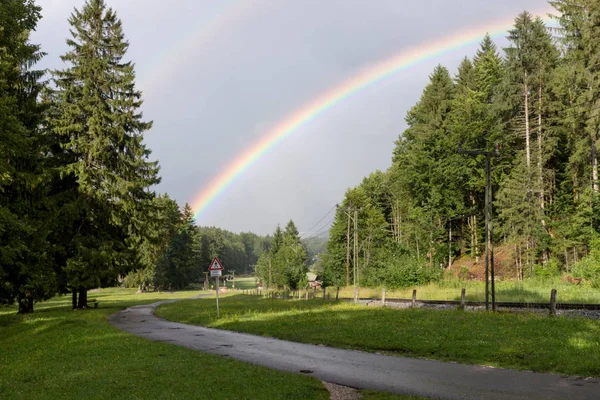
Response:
[155,203,199,289]
[0,0,54,313]
[551,0,600,196]
[499,12,559,264]
[281,220,308,289]
[50,0,160,307]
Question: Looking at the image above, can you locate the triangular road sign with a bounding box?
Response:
[208,257,224,271]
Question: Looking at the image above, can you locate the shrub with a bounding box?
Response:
[534,259,560,278]
[572,235,600,288]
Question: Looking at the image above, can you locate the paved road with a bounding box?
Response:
[108,300,600,400]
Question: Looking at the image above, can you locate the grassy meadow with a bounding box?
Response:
[0,289,331,400]
[0,288,423,399]
[156,294,600,377]
[334,277,600,303]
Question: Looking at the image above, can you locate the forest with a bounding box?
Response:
[0,0,274,313]
[322,3,600,290]
[3,0,600,314]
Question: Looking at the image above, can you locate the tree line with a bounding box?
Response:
[124,204,271,292]
[255,220,309,289]
[323,2,600,290]
[0,0,271,313]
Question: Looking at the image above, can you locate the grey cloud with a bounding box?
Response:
[34,0,549,234]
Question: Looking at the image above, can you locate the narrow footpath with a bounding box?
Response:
[108,300,600,400]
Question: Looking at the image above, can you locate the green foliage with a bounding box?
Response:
[534,259,561,278]
[154,204,201,290]
[572,235,600,287]
[323,4,600,289]
[49,0,160,304]
[0,0,55,314]
[255,221,308,289]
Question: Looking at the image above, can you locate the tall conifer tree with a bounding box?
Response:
[0,0,53,313]
[51,0,160,306]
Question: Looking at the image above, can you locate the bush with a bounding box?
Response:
[572,235,600,288]
[378,255,439,289]
[534,259,560,278]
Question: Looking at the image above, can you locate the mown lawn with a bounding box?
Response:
[0,289,330,400]
[156,294,600,377]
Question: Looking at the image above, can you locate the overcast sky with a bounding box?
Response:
[35,0,552,235]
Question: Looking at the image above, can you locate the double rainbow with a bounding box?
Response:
[189,10,553,221]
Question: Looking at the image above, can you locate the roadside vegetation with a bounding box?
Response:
[336,277,600,304]
[156,294,600,377]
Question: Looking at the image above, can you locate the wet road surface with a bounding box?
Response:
[108,299,600,400]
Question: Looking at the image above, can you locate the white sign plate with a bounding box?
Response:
[210,269,222,277]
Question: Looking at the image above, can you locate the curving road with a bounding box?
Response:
[108,300,600,400]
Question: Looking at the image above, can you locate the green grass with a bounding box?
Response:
[221,276,257,290]
[0,288,329,400]
[156,294,600,377]
[336,277,600,303]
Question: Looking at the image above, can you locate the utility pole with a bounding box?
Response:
[458,143,500,311]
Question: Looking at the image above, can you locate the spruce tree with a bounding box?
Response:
[280,220,307,289]
[155,203,199,289]
[51,0,160,306]
[0,0,53,313]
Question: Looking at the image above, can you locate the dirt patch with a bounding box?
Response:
[448,245,518,280]
[322,381,361,400]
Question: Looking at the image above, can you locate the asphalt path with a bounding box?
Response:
[108,299,600,400]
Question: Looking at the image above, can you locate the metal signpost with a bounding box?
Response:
[208,257,224,317]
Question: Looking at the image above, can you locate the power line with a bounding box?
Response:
[301,204,338,239]
[302,217,336,241]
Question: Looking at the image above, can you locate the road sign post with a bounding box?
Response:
[208,257,224,318]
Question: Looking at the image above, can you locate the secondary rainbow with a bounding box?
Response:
[192,10,554,220]
[139,0,259,91]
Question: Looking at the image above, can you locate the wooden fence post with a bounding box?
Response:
[382,288,386,306]
[323,287,326,300]
[412,289,417,308]
[305,291,309,300]
[460,288,466,310]
[549,288,557,317]
[336,287,340,301]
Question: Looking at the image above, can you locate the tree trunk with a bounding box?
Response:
[515,244,519,280]
[346,210,351,286]
[137,284,143,294]
[72,290,77,309]
[525,81,531,169]
[592,130,599,194]
[268,258,272,289]
[538,84,546,227]
[415,233,420,262]
[77,287,88,309]
[448,221,452,268]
